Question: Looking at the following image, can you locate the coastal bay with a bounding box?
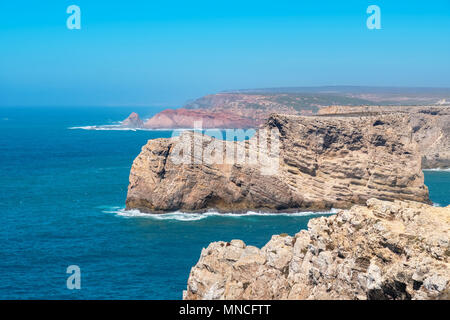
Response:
[0,106,448,299]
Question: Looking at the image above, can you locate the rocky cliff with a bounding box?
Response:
[138,93,307,129]
[121,88,450,130]
[125,113,429,213]
[124,91,374,130]
[318,106,450,169]
[183,199,450,300]
[142,108,259,129]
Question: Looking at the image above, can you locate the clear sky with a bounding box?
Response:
[0,0,449,107]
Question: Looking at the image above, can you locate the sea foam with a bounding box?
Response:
[69,125,190,131]
[103,207,338,221]
[423,168,450,172]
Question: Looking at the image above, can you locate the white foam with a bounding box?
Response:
[423,168,450,172]
[433,203,442,207]
[68,126,253,132]
[103,207,337,221]
[68,125,191,132]
[69,125,138,131]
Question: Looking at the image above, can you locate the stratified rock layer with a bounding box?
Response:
[183,199,450,300]
[318,106,450,169]
[126,113,429,213]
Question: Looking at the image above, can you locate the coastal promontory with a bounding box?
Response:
[125,113,429,213]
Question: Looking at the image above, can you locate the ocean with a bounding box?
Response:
[0,106,448,299]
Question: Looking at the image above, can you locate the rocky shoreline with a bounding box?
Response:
[183,199,450,300]
[121,97,449,300]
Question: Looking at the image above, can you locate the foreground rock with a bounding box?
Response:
[126,113,429,213]
[184,199,450,300]
[318,106,450,169]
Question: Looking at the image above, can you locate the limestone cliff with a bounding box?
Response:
[126,113,429,213]
[318,106,450,169]
[183,199,450,300]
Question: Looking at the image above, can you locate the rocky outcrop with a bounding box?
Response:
[142,108,258,129]
[126,113,429,213]
[138,90,381,129]
[318,106,450,169]
[141,93,308,129]
[183,199,450,300]
[121,112,144,128]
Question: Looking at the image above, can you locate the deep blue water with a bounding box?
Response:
[0,107,448,299]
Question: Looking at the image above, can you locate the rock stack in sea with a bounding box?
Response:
[121,112,144,128]
[183,199,450,300]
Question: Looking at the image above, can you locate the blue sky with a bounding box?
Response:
[0,0,449,107]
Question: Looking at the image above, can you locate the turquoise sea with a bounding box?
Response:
[0,107,448,299]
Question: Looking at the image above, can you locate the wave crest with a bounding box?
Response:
[102,207,337,221]
[69,125,189,131]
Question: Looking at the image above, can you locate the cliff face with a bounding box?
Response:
[183,199,450,300]
[141,93,306,129]
[125,113,429,213]
[142,108,259,129]
[318,106,450,169]
[137,91,379,129]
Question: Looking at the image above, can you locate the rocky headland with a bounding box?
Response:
[120,90,449,168]
[122,93,308,129]
[125,113,429,213]
[183,199,450,300]
[120,88,450,130]
[141,108,259,129]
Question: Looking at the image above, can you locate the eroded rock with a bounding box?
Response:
[184,199,450,300]
[126,113,429,213]
[318,106,450,169]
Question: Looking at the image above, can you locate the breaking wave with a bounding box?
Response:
[69,125,195,131]
[102,207,338,221]
[433,203,441,207]
[423,168,450,172]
